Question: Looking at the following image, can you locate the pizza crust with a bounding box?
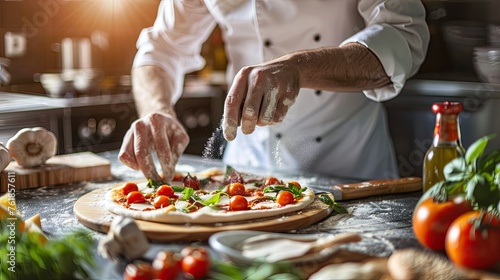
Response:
[104,181,315,224]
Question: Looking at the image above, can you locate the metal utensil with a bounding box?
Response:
[240,232,362,262]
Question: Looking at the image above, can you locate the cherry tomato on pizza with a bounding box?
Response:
[157,185,175,197]
[183,173,201,190]
[412,196,473,250]
[122,182,139,195]
[229,195,248,211]
[265,177,281,186]
[123,262,156,280]
[152,250,182,280]
[153,195,171,209]
[276,191,295,206]
[227,183,246,196]
[445,211,500,270]
[127,191,146,204]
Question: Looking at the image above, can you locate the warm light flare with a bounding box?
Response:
[100,0,126,14]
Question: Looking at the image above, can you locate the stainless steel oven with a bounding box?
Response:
[62,85,224,156]
[63,100,137,154]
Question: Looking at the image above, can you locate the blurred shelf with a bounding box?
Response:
[403,78,500,97]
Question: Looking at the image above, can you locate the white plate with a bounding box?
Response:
[208,230,340,265]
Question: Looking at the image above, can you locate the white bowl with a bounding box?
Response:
[208,230,340,265]
[40,73,70,98]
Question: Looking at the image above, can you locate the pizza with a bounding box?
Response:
[104,166,315,224]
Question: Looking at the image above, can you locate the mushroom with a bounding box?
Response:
[98,216,150,263]
[7,127,57,168]
[0,142,11,172]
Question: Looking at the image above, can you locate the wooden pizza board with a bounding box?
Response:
[0,152,112,192]
[73,186,333,242]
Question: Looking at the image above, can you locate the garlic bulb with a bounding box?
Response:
[7,127,57,167]
[0,142,11,172]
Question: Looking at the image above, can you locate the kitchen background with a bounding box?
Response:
[0,0,499,178]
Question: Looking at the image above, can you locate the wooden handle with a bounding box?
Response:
[334,177,422,200]
[313,233,362,252]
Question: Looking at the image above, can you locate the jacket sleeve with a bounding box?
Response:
[133,0,216,102]
[341,0,430,101]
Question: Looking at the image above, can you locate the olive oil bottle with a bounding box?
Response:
[423,102,465,193]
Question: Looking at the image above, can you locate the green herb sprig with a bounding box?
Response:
[209,259,304,280]
[427,134,500,214]
[0,222,97,280]
[319,194,348,214]
[263,183,307,198]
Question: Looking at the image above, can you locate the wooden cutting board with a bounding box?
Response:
[0,152,112,192]
[73,185,333,242]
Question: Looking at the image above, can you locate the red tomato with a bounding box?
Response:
[183,174,201,190]
[412,196,473,250]
[152,251,182,280]
[122,182,139,195]
[288,181,301,189]
[157,185,175,197]
[445,211,500,270]
[265,177,280,186]
[123,262,156,280]
[127,191,146,204]
[229,195,248,211]
[227,183,246,196]
[153,195,171,209]
[181,251,210,279]
[276,191,295,206]
[180,245,208,258]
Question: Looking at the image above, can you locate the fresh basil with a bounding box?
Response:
[180,187,194,201]
[224,165,236,181]
[465,135,494,165]
[199,177,211,187]
[443,157,468,182]
[263,183,307,198]
[147,179,165,189]
[201,192,227,206]
[209,258,304,280]
[170,185,185,192]
[0,224,96,279]
[319,194,348,214]
[436,134,500,213]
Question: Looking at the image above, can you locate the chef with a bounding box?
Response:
[119,0,429,181]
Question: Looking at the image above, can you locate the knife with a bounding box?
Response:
[309,177,422,201]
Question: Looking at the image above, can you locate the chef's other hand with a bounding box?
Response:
[223,56,300,141]
[119,112,189,182]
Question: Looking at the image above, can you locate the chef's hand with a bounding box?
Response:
[222,56,300,141]
[118,112,189,181]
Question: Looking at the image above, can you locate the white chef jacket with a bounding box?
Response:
[133,0,429,180]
